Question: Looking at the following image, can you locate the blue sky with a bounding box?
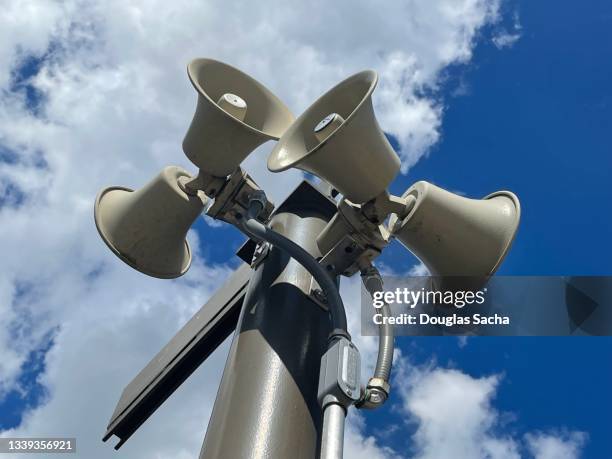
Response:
[375,1,612,457]
[0,0,611,457]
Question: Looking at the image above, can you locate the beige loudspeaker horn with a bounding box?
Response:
[267,70,401,204]
[183,58,294,177]
[389,181,520,286]
[94,166,205,279]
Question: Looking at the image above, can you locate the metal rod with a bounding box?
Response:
[320,403,346,459]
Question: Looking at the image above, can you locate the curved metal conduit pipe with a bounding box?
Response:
[236,192,349,337]
[358,265,394,409]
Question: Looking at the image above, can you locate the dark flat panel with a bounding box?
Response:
[103,263,251,449]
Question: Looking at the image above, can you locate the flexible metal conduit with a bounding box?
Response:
[238,196,348,335]
[361,266,393,380]
[360,265,394,404]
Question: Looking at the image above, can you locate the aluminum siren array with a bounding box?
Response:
[94,57,521,285]
[95,57,522,459]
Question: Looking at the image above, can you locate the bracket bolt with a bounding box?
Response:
[312,289,328,304]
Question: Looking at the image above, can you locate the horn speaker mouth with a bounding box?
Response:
[390,182,521,279]
[94,180,193,280]
[187,58,293,140]
[267,70,378,172]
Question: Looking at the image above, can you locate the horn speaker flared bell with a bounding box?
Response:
[183,58,294,177]
[389,181,520,287]
[267,70,400,204]
[94,166,205,279]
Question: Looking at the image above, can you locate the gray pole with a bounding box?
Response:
[200,182,337,459]
[320,404,345,459]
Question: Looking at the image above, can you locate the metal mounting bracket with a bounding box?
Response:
[250,241,270,269]
[206,168,274,225]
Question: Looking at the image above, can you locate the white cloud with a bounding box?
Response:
[492,31,521,49]
[492,10,522,49]
[0,0,530,457]
[457,335,470,348]
[344,410,401,459]
[395,360,520,459]
[526,431,588,459]
[408,262,431,277]
[392,358,587,459]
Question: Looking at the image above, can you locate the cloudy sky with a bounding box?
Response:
[1,0,611,458]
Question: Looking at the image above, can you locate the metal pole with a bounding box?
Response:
[200,182,337,459]
[320,403,345,459]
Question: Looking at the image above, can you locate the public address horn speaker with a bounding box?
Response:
[389,181,521,287]
[183,58,294,177]
[94,166,205,279]
[267,70,401,204]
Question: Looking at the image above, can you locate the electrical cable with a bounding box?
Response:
[359,265,394,408]
[237,196,348,335]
